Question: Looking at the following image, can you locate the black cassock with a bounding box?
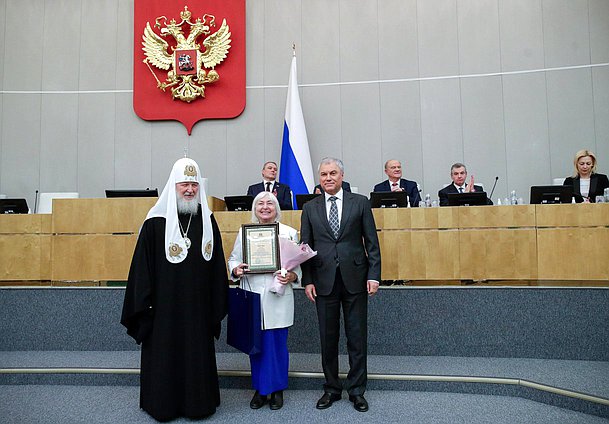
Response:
[121,211,228,422]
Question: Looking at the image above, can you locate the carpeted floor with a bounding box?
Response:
[1,386,607,424]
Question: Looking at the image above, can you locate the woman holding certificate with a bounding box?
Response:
[228,191,301,411]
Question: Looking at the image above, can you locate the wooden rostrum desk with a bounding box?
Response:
[0,199,607,286]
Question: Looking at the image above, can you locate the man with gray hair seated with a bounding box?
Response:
[373,159,421,207]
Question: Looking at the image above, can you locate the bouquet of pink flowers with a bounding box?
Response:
[269,237,317,296]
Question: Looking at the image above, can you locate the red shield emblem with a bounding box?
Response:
[133,0,245,134]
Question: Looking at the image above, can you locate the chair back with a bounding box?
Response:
[37,192,79,213]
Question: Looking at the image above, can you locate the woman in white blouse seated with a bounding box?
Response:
[228,191,301,411]
[563,149,609,203]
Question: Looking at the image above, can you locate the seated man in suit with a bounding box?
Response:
[247,161,293,210]
[438,162,492,206]
[313,181,351,194]
[373,159,420,207]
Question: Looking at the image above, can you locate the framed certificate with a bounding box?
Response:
[242,223,281,273]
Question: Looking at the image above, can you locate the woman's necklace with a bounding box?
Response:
[179,214,193,249]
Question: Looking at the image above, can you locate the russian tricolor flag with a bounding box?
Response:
[279,55,314,209]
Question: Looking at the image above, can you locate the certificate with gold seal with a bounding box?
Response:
[242,223,281,273]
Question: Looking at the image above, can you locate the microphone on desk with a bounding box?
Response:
[488,176,499,201]
[34,190,39,214]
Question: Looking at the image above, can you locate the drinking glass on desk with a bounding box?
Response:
[596,196,605,203]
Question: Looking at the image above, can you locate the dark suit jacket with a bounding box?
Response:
[300,191,381,295]
[373,179,421,207]
[313,181,351,194]
[563,173,609,203]
[438,183,492,206]
[247,181,293,210]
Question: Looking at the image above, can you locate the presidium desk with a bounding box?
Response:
[0,198,607,286]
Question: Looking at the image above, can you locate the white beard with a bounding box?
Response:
[177,197,199,215]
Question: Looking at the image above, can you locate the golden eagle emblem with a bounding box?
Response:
[142,6,231,103]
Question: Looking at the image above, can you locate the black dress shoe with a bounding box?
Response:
[316,392,341,409]
[269,391,284,410]
[349,394,369,412]
[250,391,267,409]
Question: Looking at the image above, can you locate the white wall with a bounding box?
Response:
[1,0,608,206]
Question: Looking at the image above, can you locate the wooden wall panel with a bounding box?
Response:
[373,208,412,230]
[459,229,537,280]
[409,230,460,280]
[537,227,609,280]
[52,234,137,281]
[1,202,607,283]
[214,211,251,232]
[0,215,51,281]
[458,204,536,228]
[0,234,51,280]
[410,207,460,229]
[52,198,155,234]
[0,214,51,234]
[536,203,609,227]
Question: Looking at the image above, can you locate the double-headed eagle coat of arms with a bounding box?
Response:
[142,6,231,103]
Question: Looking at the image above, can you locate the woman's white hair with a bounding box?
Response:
[250,191,282,223]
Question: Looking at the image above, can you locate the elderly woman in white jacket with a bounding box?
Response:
[228,191,301,411]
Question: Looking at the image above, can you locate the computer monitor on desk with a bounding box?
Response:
[530,185,573,204]
[0,198,29,214]
[224,195,254,211]
[369,191,409,208]
[105,189,158,198]
[447,191,489,206]
[296,194,321,210]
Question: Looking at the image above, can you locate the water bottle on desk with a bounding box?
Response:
[425,194,432,207]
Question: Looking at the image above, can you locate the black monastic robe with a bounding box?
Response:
[121,211,228,422]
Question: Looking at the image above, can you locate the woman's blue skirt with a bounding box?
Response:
[249,328,289,395]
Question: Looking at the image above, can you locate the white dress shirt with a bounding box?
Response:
[454,183,466,193]
[580,178,590,198]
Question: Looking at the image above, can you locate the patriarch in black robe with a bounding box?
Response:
[121,158,228,422]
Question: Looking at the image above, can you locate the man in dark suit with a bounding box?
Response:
[300,157,381,413]
[373,159,421,207]
[246,161,293,210]
[438,162,492,206]
[313,180,351,194]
